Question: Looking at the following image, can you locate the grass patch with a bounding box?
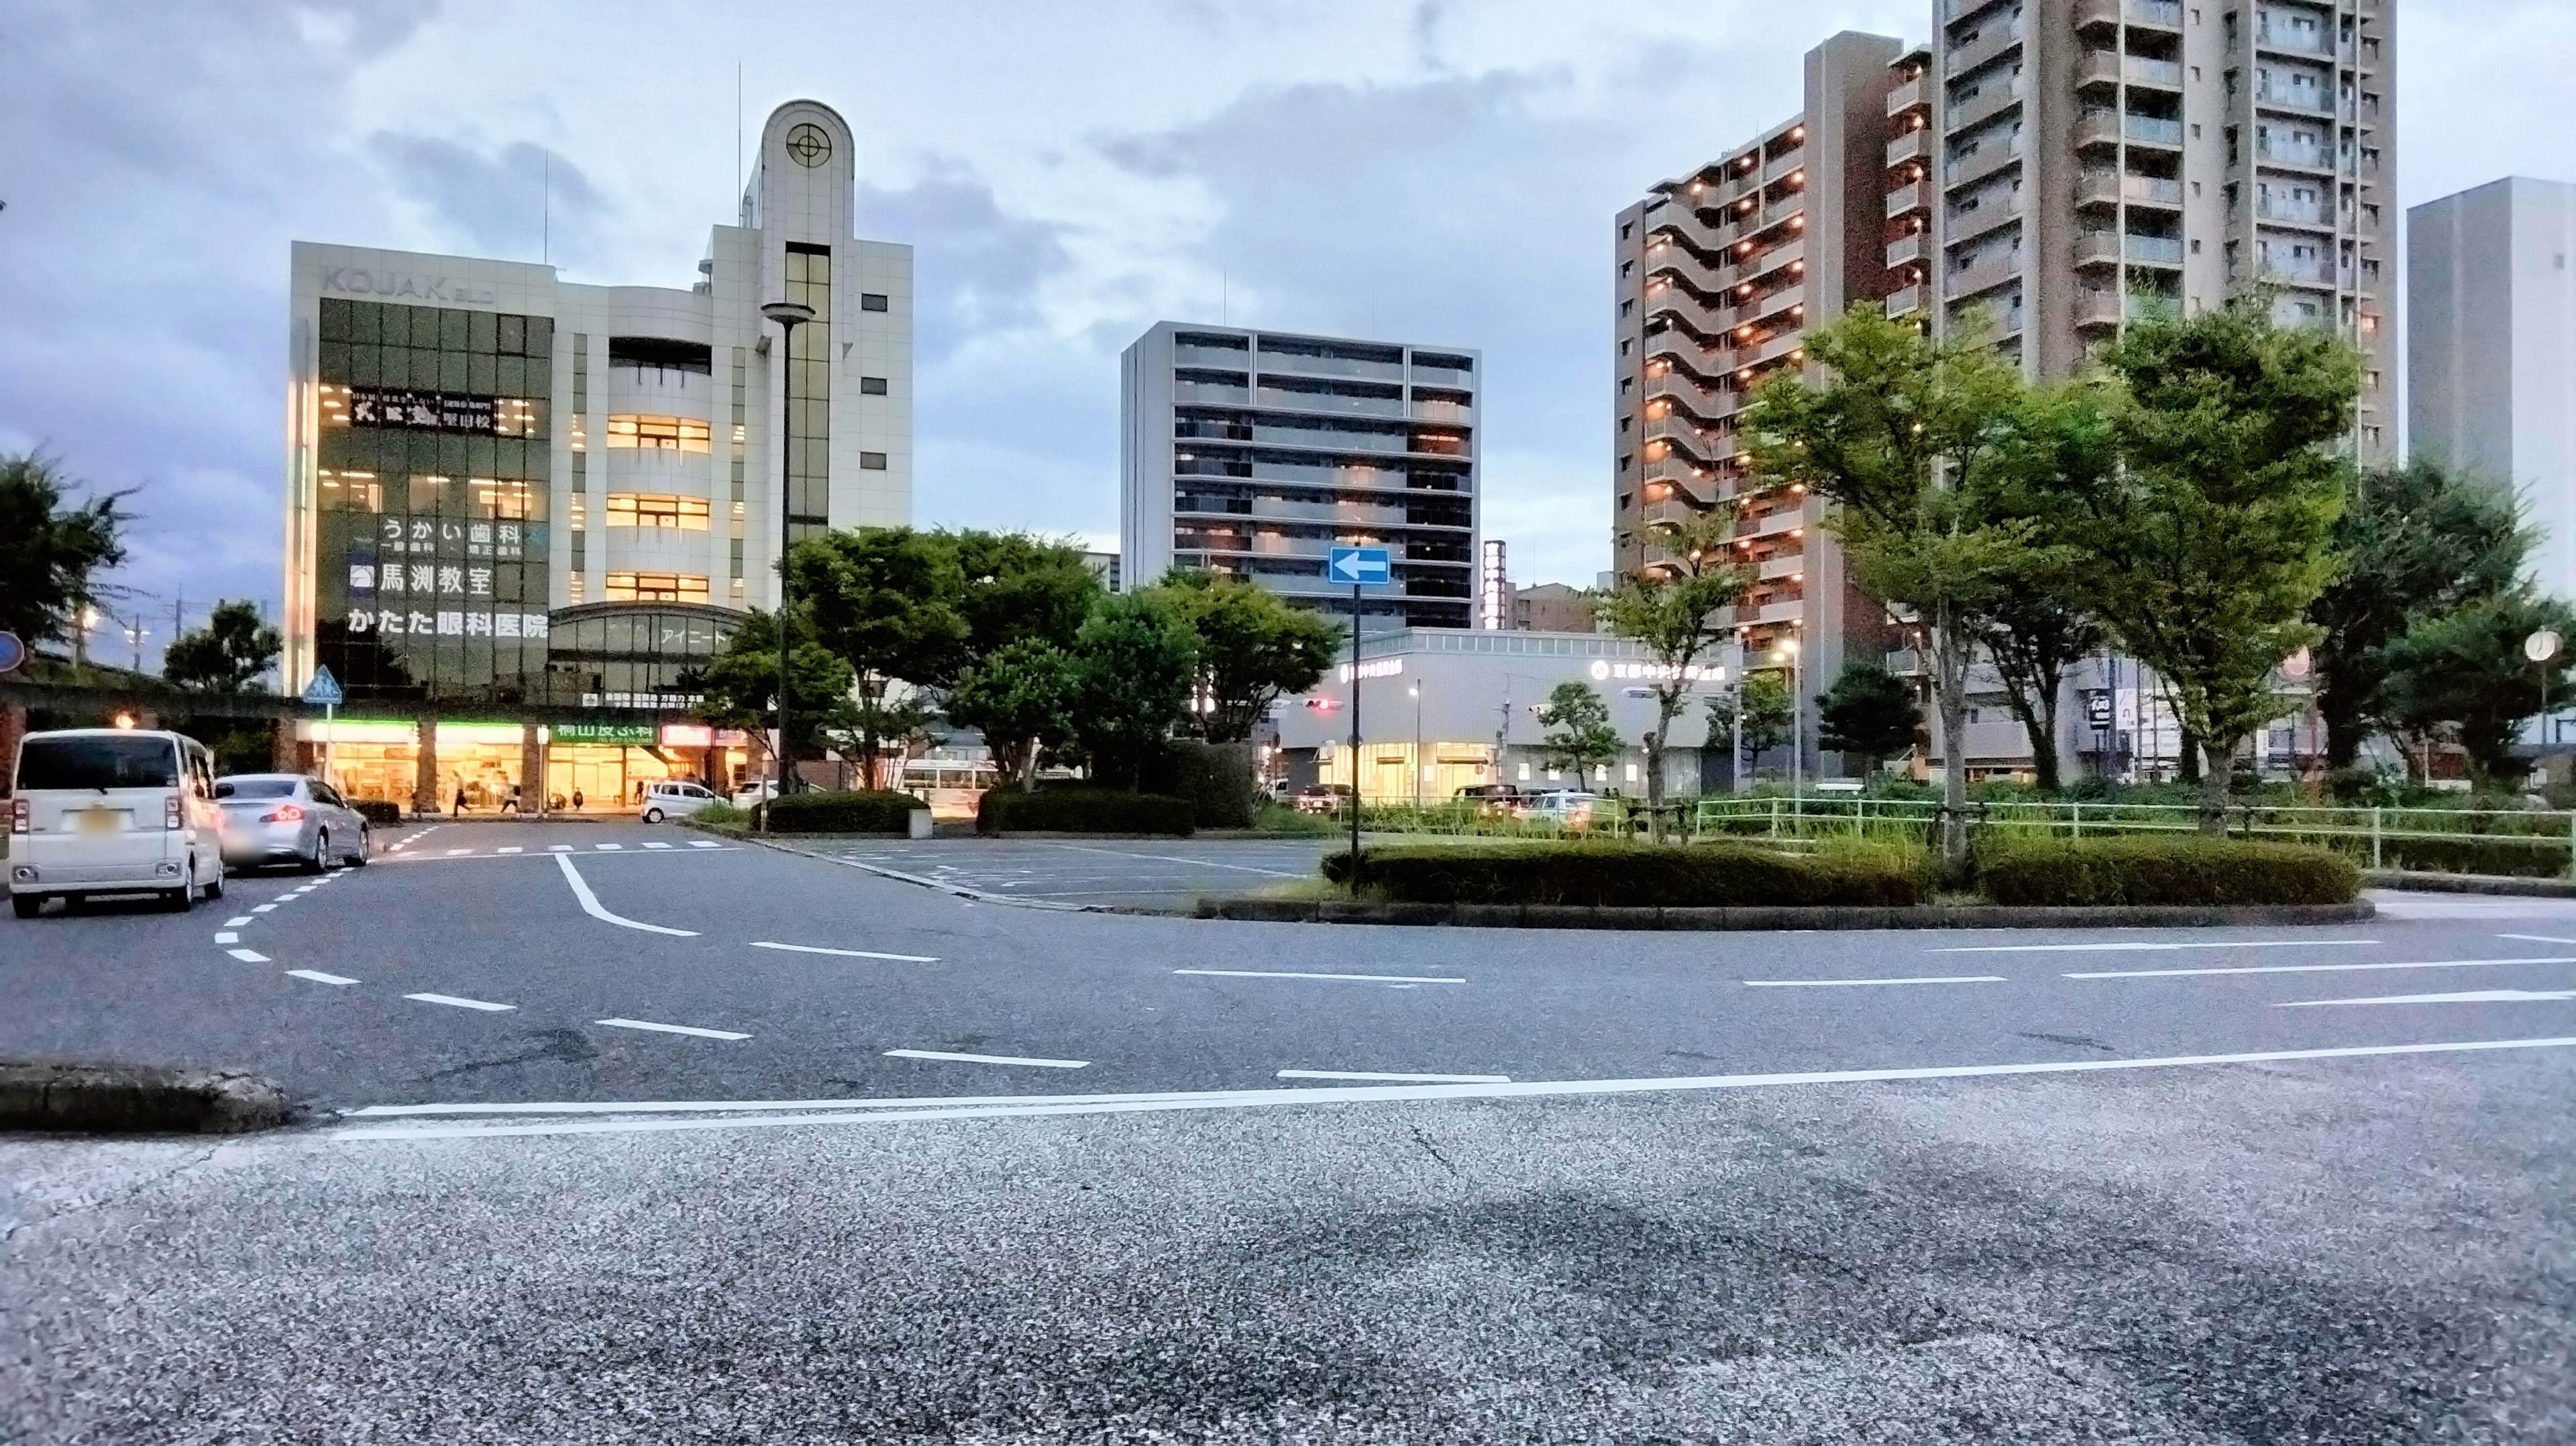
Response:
[1319,838,1931,908]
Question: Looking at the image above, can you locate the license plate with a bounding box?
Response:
[78,809,126,835]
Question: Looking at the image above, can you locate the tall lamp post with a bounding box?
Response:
[759,299,816,830]
[1409,680,1424,809]
[1771,636,1803,799]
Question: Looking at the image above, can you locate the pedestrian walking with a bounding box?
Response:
[504,782,523,815]
[572,787,584,811]
[452,781,468,815]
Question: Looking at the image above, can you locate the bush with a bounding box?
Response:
[977,784,1194,836]
[1153,740,1262,828]
[764,789,926,834]
[350,799,403,826]
[1975,836,2358,906]
[691,799,749,830]
[1320,840,1930,908]
[2371,832,2569,878]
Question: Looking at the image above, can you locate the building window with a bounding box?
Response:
[860,376,888,395]
[859,451,888,470]
[604,414,713,452]
[860,292,890,312]
[785,243,833,538]
[604,571,710,604]
[604,494,712,530]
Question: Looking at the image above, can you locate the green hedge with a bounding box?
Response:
[977,785,1195,836]
[1320,840,1929,908]
[763,789,926,834]
[2370,832,2569,879]
[350,799,404,826]
[1976,836,2358,906]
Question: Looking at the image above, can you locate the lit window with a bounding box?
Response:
[604,414,713,453]
[604,494,712,531]
[604,571,711,604]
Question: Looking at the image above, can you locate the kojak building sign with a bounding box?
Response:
[319,269,500,307]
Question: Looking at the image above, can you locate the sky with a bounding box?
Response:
[5,0,2575,671]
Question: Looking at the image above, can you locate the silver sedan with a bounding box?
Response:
[215,774,372,873]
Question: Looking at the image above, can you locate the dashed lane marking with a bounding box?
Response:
[252,904,277,913]
[595,1017,751,1041]
[1746,975,2007,987]
[749,940,938,962]
[643,841,673,850]
[549,845,572,852]
[1277,1069,1511,1083]
[215,932,239,944]
[287,969,358,986]
[498,846,523,854]
[1175,968,1466,985]
[404,992,515,1012]
[225,948,270,963]
[1934,938,2379,954]
[885,1048,1090,1069]
[2065,954,2576,980]
[690,840,722,848]
[595,842,625,850]
[446,848,473,856]
[224,915,253,927]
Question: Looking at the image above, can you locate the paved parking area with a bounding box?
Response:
[814,836,1336,908]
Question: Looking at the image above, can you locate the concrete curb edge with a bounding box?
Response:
[1183,898,2379,931]
[0,1060,296,1134]
[2361,869,2576,898]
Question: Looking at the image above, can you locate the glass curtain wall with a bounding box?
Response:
[784,243,831,542]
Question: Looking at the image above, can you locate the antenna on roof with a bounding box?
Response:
[542,150,550,266]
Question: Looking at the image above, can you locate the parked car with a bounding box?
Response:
[1293,783,1356,815]
[641,779,724,823]
[1453,782,1521,817]
[731,779,780,808]
[9,728,227,917]
[1515,789,1600,828]
[215,773,371,873]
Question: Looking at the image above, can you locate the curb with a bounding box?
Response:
[1187,898,2379,931]
[2363,869,2576,899]
[0,1060,295,1134]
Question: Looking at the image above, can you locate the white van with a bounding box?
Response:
[639,779,722,823]
[8,728,227,917]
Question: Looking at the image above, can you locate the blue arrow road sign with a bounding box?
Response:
[1326,545,1391,586]
[0,630,25,673]
[301,666,344,707]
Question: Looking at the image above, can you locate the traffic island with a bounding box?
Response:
[0,1060,297,1134]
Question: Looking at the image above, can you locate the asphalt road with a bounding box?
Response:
[6,819,2575,1440]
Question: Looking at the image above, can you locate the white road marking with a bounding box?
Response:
[748,940,938,962]
[225,948,269,963]
[1175,968,1467,985]
[252,904,277,912]
[2067,954,2576,980]
[885,1049,1090,1069]
[1277,1069,1511,1083]
[214,932,239,944]
[404,992,515,1011]
[2276,989,2576,1007]
[1745,975,2007,987]
[445,848,473,856]
[554,852,698,936]
[595,842,624,850]
[1934,938,2377,954]
[690,840,722,848]
[2499,934,2576,945]
[287,969,358,986]
[335,1034,2576,1139]
[497,846,523,854]
[224,915,253,927]
[595,1017,751,1040]
[643,842,672,850]
[1030,841,1303,878]
[549,845,572,852]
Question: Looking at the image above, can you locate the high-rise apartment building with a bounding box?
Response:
[1928,0,2395,456]
[1612,32,1928,708]
[1120,323,1480,630]
[2410,176,2576,600]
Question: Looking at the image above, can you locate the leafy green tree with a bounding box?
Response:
[1071,592,1199,789]
[1746,305,2042,864]
[1151,569,1340,744]
[1815,662,1920,773]
[690,608,858,781]
[0,451,130,651]
[2045,296,2359,828]
[1536,681,1621,790]
[1708,669,1793,770]
[947,638,1085,787]
[790,527,970,781]
[1599,509,1756,838]
[945,529,1102,665]
[2311,460,2527,767]
[2375,586,2576,791]
[1976,588,2098,793]
[163,600,281,693]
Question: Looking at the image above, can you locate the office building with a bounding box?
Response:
[277,100,911,805]
[1512,583,1598,634]
[1928,0,2395,457]
[2411,176,2576,600]
[1613,30,1926,750]
[1120,323,1481,630]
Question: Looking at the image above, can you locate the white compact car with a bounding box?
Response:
[639,779,723,823]
[215,773,371,873]
[9,728,227,917]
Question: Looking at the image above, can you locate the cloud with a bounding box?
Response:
[368,133,610,266]
[860,161,1077,364]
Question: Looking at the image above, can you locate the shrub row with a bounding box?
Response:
[1974,836,2359,907]
[978,784,1195,836]
[2367,832,2569,879]
[1321,841,1931,908]
[764,789,927,834]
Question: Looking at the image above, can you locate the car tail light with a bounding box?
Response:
[164,795,183,830]
[9,797,25,835]
[262,803,306,823]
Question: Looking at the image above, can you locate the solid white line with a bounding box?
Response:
[287,969,358,986]
[1745,975,2006,987]
[595,1017,751,1040]
[2276,989,2576,1007]
[497,846,522,854]
[225,948,270,963]
[224,915,253,926]
[214,932,239,944]
[404,992,515,1011]
[1030,841,1303,878]
[2499,934,2576,945]
[554,852,698,936]
[748,940,938,962]
[643,842,672,850]
[885,1048,1089,1069]
[1175,968,1466,984]
[595,842,623,850]
[690,840,722,848]
[334,1035,2576,1139]
[445,848,472,856]
[2067,954,2576,980]
[1277,1069,1511,1083]
[1935,938,2378,954]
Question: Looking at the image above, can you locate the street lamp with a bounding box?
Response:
[759,298,816,828]
[1409,680,1423,809]
[1771,636,1803,799]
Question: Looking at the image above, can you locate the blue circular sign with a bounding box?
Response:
[0,630,25,673]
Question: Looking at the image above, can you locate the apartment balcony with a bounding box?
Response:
[2078,51,2184,91]
[1886,74,1928,118]
[2255,142,2333,174]
[2074,288,2124,329]
[2076,111,2184,151]
[1947,79,2023,135]
[1640,495,1711,531]
[1886,233,1924,269]
[1945,138,2023,191]
[1763,148,1805,184]
[2255,201,2333,231]
[2076,170,2186,209]
[1947,249,2021,300]
[2076,0,2182,31]
[1409,396,1474,423]
[1886,182,1924,219]
[1886,127,1929,168]
[2255,24,2332,58]
[1885,283,1924,317]
[2075,231,2184,269]
[1733,282,1807,330]
[1255,349,1405,384]
[1733,237,1805,286]
[1735,596,1808,627]
[2256,261,2337,288]
[1948,198,2022,245]
[1945,21,2022,80]
[2255,85,2333,116]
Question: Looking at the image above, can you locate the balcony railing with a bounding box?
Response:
[2255,24,2331,56]
[2076,231,2184,267]
[2255,84,2332,113]
[1886,234,1924,268]
[1886,183,1924,219]
[1886,128,1929,168]
[2255,201,2330,226]
[2256,142,2331,170]
[1886,75,1927,116]
[2125,114,2184,146]
[1256,348,1403,382]
[1885,284,1923,317]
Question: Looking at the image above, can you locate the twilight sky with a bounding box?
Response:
[4,0,2573,669]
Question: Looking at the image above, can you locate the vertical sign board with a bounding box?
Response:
[301,666,345,784]
[1325,547,1393,881]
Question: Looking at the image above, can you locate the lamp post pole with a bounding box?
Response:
[759,300,816,830]
[1409,681,1423,810]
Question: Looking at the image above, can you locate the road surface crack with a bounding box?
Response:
[1405,1121,1460,1178]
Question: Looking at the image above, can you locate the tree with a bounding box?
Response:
[1070,592,1199,789]
[945,529,1102,666]
[1597,509,1756,839]
[1815,662,1920,773]
[2047,296,2359,828]
[1151,569,1339,744]
[947,638,1085,787]
[2375,586,2576,791]
[1709,669,1793,770]
[1746,305,2041,866]
[163,600,281,693]
[1536,681,1621,790]
[690,608,858,781]
[2310,460,2527,767]
[0,451,130,651]
[790,527,970,782]
[1978,585,2100,793]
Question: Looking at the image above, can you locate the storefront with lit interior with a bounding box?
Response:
[301,718,750,812]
